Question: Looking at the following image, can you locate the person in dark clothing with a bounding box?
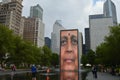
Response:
[92,66,95,77]
[92,65,97,78]
[31,65,37,80]
[11,64,16,71]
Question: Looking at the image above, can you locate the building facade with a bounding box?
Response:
[51,20,65,54]
[30,4,43,21]
[85,28,90,54]
[89,0,117,51]
[23,4,45,47]
[78,32,83,62]
[0,0,23,35]
[103,0,117,25]
[45,37,51,49]
[23,17,45,47]
[89,17,114,51]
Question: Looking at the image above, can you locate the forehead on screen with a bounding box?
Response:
[61,30,78,36]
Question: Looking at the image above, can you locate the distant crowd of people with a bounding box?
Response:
[91,64,120,79]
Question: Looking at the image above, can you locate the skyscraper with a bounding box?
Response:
[103,0,117,25]
[51,20,65,54]
[2,0,23,4]
[85,28,90,54]
[89,16,113,51]
[0,0,23,35]
[23,4,45,47]
[89,0,118,51]
[23,17,45,47]
[45,37,51,49]
[30,4,43,21]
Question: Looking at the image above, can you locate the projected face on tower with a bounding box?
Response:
[60,30,79,71]
[60,71,78,80]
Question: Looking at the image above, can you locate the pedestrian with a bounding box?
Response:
[31,64,37,80]
[92,65,97,78]
[11,64,16,71]
[92,65,95,77]
[0,64,2,71]
[47,68,50,73]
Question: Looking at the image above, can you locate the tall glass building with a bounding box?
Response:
[30,4,43,21]
[103,0,117,25]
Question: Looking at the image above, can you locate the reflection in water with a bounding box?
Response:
[46,76,49,80]
[60,71,79,80]
[10,72,14,80]
[0,70,87,80]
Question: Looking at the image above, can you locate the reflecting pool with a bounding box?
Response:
[0,70,88,80]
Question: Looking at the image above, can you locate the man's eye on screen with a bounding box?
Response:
[71,35,78,45]
[61,39,67,46]
[72,39,78,45]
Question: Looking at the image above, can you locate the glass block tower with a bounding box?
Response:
[103,0,117,25]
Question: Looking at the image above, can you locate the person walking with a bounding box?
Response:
[31,64,37,80]
[94,65,97,78]
[11,64,16,71]
[92,65,95,77]
[92,65,98,78]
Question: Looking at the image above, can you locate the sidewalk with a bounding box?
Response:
[86,72,120,80]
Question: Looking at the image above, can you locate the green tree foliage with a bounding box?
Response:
[96,25,120,65]
[41,46,52,66]
[86,49,96,65]
[0,24,15,64]
[81,54,88,66]
[96,43,109,64]
[51,53,59,66]
[0,24,59,67]
[8,36,42,66]
[105,25,120,65]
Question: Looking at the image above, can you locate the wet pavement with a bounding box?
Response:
[86,72,120,80]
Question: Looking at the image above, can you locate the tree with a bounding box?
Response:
[86,49,96,65]
[51,53,59,66]
[0,24,15,65]
[81,54,88,67]
[96,43,110,65]
[104,25,120,65]
[95,25,120,66]
[41,46,52,66]
[8,37,42,66]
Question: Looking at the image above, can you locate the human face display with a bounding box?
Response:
[60,30,79,71]
[60,71,78,80]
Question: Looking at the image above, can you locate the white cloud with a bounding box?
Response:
[22,0,120,41]
[90,1,104,15]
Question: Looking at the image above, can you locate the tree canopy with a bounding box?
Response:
[0,24,59,68]
[95,25,120,65]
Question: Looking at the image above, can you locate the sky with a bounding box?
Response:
[0,0,120,40]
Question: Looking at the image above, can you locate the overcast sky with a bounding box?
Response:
[1,0,120,40]
[22,0,120,42]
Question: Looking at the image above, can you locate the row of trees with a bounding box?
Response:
[81,25,120,66]
[0,24,59,68]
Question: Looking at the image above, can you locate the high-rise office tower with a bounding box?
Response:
[89,0,118,51]
[0,0,23,35]
[2,0,11,3]
[23,17,45,47]
[30,4,43,21]
[85,28,90,54]
[103,0,117,25]
[23,4,45,47]
[2,0,22,4]
[89,16,114,51]
[45,37,51,49]
[51,20,65,54]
